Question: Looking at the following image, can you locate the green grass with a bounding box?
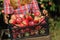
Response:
[49,18,60,40]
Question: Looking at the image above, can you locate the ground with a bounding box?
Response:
[49,18,60,40]
[51,21,60,40]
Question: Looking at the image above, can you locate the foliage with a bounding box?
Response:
[38,0,56,12]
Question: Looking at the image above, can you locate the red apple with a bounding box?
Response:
[16,18,22,24]
[34,12,40,16]
[34,16,40,23]
[20,29,25,34]
[25,28,30,32]
[41,20,46,24]
[39,16,45,23]
[12,30,15,33]
[26,15,33,21]
[29,21,35,26]
[25,15,29,20]
[28,16,33,21]
[35,26,42,30]
[48,2,52,5]
[19,23,25,28]
[13,33,17,39]
[15,14,19,18]
[22,19,29,26]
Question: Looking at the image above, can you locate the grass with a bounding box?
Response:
[49,18,60,40]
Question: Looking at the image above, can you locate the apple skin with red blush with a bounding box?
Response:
[34,12,40,16]
[29,21,35,26]
[16,18,22,24]
[22,19,29,26]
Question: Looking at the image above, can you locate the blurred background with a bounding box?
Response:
[0,0,60,40]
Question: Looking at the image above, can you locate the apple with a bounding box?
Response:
[35,26,42,30]
[25,28,30,32]
[19,23,25,28]
[34,12,40,16]
[15,14,19,18]
[34,16,40,23]
[16,18,22,24]
[39,16,45,23]
[40,4,44,8]
[25,15,33,21]
[41,20,46,24]
[42,9,48,16]
[29,21,35,26]
[34,30,39,35]
[12,30,15,33]
[48,2,52,5]
[22,19,29,26]
[25,15,29,20]
[25,32,30,37]
[13,33,17,39]
[39,28,45,35]
[28,16,33,21]
[30,30,35,36]
[20,29,25,34]
[17,34,21,38]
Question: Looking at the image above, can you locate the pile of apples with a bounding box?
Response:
[9,13,47,38]
[9,13,46,28]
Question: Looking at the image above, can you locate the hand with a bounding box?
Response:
[5,19,8,24]
[4,14,9,24]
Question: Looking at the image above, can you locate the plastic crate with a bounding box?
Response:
[8,17,49,40]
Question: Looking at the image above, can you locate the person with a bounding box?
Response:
[4,0,41,24]
[3,0,42,38]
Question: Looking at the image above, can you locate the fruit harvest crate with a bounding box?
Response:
[8,17,49,40]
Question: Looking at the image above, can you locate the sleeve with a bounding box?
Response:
[32,0,41,14]
[4,0,10,14]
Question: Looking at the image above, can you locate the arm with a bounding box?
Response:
[4,0,10,24]
[32,0,41,16]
